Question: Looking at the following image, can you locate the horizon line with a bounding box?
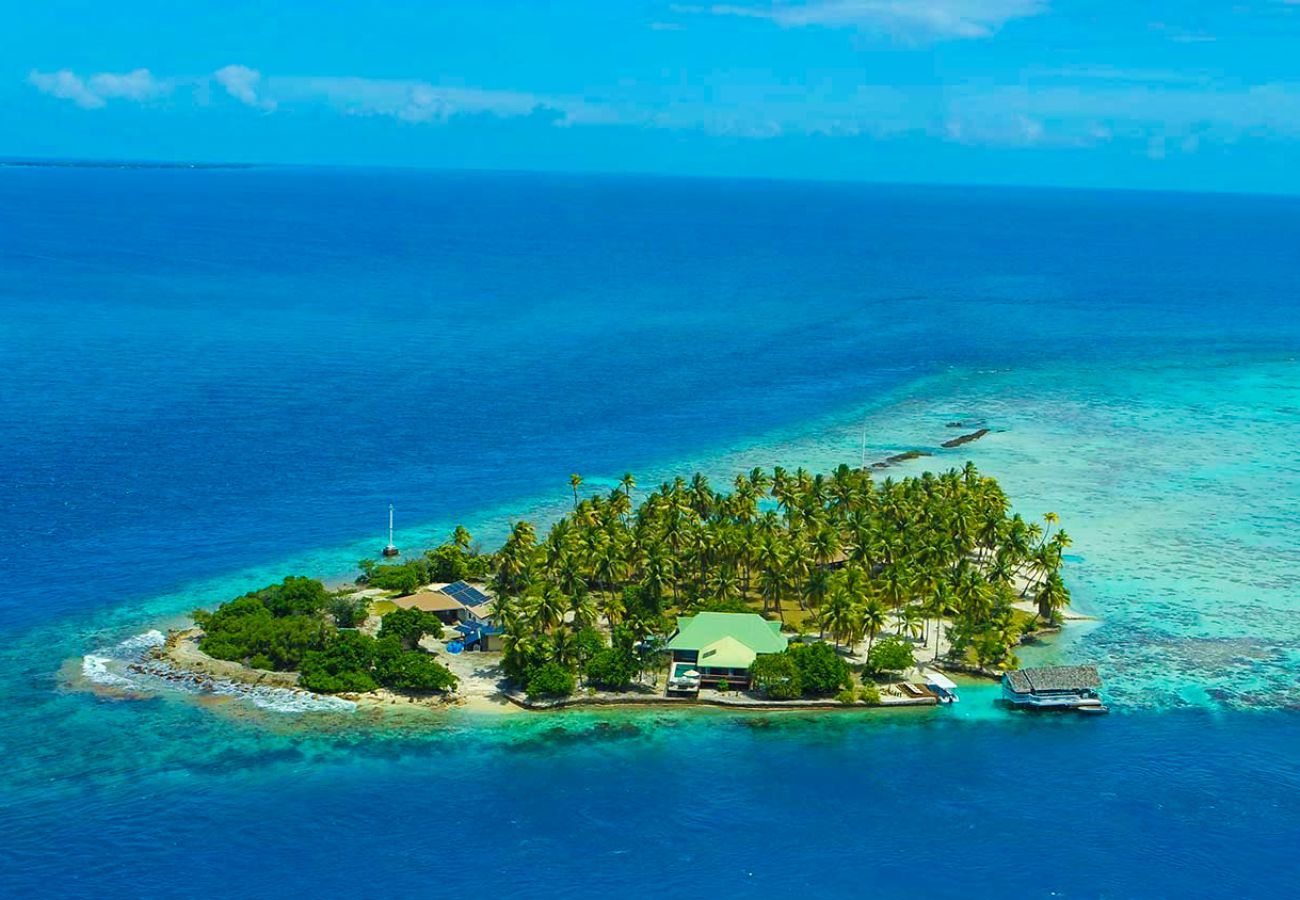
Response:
[3,154,1298,202]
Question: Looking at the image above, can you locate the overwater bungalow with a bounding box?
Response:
[1001,665,1106,712]
[665,612,788,694]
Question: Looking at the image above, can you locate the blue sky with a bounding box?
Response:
[6,1,1300,192]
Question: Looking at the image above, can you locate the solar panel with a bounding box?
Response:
[441,581,489,607]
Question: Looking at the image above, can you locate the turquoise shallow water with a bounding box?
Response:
[2,169,1299,896]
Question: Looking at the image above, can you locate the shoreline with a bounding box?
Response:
[115,618,1073,720]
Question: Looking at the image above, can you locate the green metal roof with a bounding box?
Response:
[696,636,757,670]
[666,612,788,657]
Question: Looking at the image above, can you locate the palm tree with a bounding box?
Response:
[897,604,925,643]
[569,473,584,510]
[861,597,888,655]
[527,585,567,633]
[1040,511,1059,547]
[758,566,788,621]
[819,584,856,648]
[551,627,579,668]
[1035,572,1070,623]
[452,525,472,552]
[707,566,742,604]
[599,591,626,629]
[620,472,636,502]
[570,591,599,630]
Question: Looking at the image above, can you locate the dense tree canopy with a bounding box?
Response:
[865,635,916,676]
[193,578,334,671]
[788,642,852,695]
[358,536,491,595]
[194,577,456,696]
[750,652,802,700]
[485,461,1069,684]
[377,607,442,650]
[525,661,576,700]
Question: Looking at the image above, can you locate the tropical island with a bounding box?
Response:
[155,462,1077,713]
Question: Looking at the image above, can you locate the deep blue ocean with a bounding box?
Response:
[2,167,1298,897]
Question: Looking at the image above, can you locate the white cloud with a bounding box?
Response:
[268,76,560,123]
[23,63,1300,158]
[89,69,167,101]
[28,68,167,109]
[676,0,1048,40]
[214,64,276,110]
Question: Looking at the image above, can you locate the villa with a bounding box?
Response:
[665,611,788,694]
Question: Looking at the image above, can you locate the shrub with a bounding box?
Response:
[717,679,731,693]
[866,636,915,676]
[373,638,458,692]
[858,684,881,705]
[789,642,852,695]
[378,606,442,649]
[195,595,329,671]
[750,652,802,700]
[695,597,754,615]
[835,688,858,704]
[425,544,470,584]
[525,662,576,700]
[585,646,637,690]
[251,576,331,617]
[464,554,493,579]
[575,626,607,666]
[298,632,380,693]
[368,565,422,595]
[329,594,369,628]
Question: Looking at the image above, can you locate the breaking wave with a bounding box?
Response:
[78,630,354,713]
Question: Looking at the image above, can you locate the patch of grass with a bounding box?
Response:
[370,600,398,617]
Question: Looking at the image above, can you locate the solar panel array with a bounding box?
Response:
[442,580,491,608]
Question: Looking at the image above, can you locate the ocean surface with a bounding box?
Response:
[2,167,1298,897]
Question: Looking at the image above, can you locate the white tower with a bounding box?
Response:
[382,503,400,557]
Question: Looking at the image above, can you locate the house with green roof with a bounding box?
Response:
[665,612,788,692]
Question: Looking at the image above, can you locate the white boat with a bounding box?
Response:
[923,670,960,703]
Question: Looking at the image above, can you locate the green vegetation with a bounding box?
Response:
[485,461,1068,689]
[788,642,852,695]
[750,652,802,699]
[299,631,380,693]
[373,638,459,692]
[298,632,458,694]
[193,577,332,670]
[749,642,851,699]
[358,531,491,595]
[329,594,370,628]
[865,635,916,676]
[525,662,576,700]
[377,607,442,649]
[583,631,639,690]
[194,575,456,696]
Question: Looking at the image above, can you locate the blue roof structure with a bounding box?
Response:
[442,580,491,607]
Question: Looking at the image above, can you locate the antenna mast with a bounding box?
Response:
[382,503,400,557]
